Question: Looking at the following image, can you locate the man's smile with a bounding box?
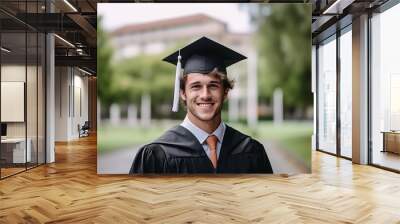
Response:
[196,102,215,108]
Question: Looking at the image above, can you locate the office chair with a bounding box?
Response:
[79,121,90,138]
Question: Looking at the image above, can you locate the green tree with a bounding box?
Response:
[113,53,178,118]
[252,4,312,117]
[97,16,114,107]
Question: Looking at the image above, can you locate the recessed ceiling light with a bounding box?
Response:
[78,67,92,76]
[1,47,11,53]
[322,0,355,15]
[63,0,78,12]
[54,34,75,48]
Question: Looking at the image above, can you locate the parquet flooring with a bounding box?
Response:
[1,167,25,177]
[1,134,400,223]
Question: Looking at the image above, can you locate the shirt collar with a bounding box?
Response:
[180,116,226,144]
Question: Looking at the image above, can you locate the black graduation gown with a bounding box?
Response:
[129,125,273,174]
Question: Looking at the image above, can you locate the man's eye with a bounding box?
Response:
[191,85,201,89]
[209,84,219,89]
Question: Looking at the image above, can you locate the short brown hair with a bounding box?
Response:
[179,68,235,91]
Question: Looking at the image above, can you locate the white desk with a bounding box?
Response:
[1,138,31,163]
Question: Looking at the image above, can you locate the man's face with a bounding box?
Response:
[181,73,227,122]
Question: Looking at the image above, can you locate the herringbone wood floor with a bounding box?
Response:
[1,135,400,223]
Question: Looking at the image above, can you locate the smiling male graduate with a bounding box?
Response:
[129,37,273,174]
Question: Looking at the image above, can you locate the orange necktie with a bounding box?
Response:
[206,135,218,169]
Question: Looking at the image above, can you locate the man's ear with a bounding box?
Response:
[180,89,186,101]
[223,89,229,101]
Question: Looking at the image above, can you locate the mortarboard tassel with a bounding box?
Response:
[172,51,182,112]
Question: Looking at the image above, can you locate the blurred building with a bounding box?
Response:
[111,14,249,60]
[109,14,257,123]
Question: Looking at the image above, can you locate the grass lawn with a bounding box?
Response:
[98,120,313,166]
[98,121,178,154]
[232,121,313,166]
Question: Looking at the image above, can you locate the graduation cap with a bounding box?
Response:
[163,36,247,112]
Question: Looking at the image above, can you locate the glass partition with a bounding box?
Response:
[27,0,39,168]
[371,3,400,171]
[339,28,352,158]
[317,35,337,154]
[27,30,38,169]
[0,1,46,179]
[1,30,28,177]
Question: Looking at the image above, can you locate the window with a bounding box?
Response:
[317,35,337,154]
[370,3,400,171]
[339,28,352,158]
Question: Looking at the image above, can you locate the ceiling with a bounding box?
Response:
[0,0,98,75]
[1,0,395,74]
[311,0,390,43]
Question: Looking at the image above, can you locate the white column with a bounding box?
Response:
[110,103,120,125]
[273,88,283,125]
[228,72,240,122]
[228,93,240,122]
[46,33,55,163]
[352,14,369,164]
[141,93,151,127]
[97,99,101,128]
[247,48,258,128]
[127,104,138,125]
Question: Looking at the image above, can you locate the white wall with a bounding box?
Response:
[2,65,42,129]
[72,72,89,138]
[55,67,89,141]
[55,66,70,141]
[1,65,28,138]
[2,63,46,163]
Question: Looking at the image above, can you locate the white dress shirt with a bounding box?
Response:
[180,116,226,160]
